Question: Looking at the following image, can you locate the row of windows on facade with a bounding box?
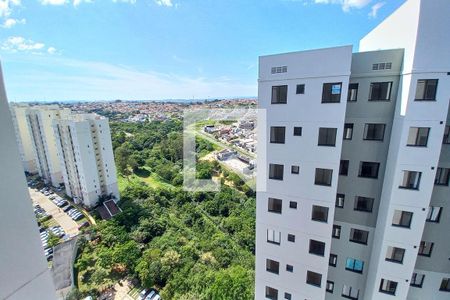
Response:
[270,79,438,104]
[271,62,391,75]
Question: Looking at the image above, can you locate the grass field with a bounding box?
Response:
[118,166,175,191]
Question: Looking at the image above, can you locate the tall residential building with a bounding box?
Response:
[10,103,37,174]
[26,106,71,187]
[0,65,56,299]
[256,1,450,300]
[53,113,120,207]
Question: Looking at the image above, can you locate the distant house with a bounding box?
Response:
[216,149,237,161]
[204,125,217,133]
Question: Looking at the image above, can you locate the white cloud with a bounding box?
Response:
[313,0,372,12]
[0,0,21,18]
[1,17,26,28]
[47,46,57,54]
[155,0,173,7]
[368,1,385,18]
[39,0,67,5]
[1,36,47,53]
[73,0,92,6]
[112,0,137,4]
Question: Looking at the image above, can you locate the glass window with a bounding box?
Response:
[267,229,281,245]
[354,196,374,212]
[296,84,305,94]
[418,241,434,257]
[326,281,334,293]
[322,82,342,103]
[284,292,291,300]
[270,126,286,144]
[336,194,345,208]
[426,206,442,223]
[385,246,405,263]
[340,160,349,176]
[369,82,392,101]
[329,254,337,267]
[415,79,438,101]
[410,273,425,288]
[266,259,280,274]
[271,85,288,104]
[342,285,359,300]
[269,164,284,180]
[407,127,430,146]
[291,165,299,174]
[444,126,450,144]
[332,225,341,239]
[392,210,413,228]
[379,279,398,295]
[318,127,337,146]
[306,271,322,287]
[293,127,302,136]
[265,286,278,300]
[348,83,358,102]
[349,228,369,245]
[344,123,353,140]
[309,239,326,256]
[364,123,385,141]
[399,170,422,189]
[289,201,297,209]
[435,168,450,185]
[287,234,295,242]
[439,278,450,292]
[315,168,333,186]
[359,162,380,178]
[268,198,282,214]
[345,258,364,273]
[312,205,329,222]
[286,264,293,272]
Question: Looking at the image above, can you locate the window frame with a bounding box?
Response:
[444,126,450,144]
[342,285,359,300]
[418,241,434,257]
[349,228,369,245]
[410,273,425,288]
[270,126,286,144]
[340,160,349,176]
[406,127,430,147]
[296,84,305,95]
[435,167,450,186]
[265,286,278,300]
[315,168,333,186]
[344,123,354,140]
[399,170,422,190]
[269,163,284,181]
[354,196,374,213]
[309,239,326,257]
[289,201,297,209]
[332,225,341,239]
[392,210,413,228]
[385,246,405,264]
[271,85,288,104]
[348,83,359,102]
[363,123,386,141]
[426,206,442,223]
[267,229,281,245]
[268,197,282,214]
[322,82,342,103]
[311,205,329,223]
[287,234,295,243]
[369,81,393,101]
[326,281,335,293]
[358,161,380,179]
[306,270,322,287]
[336,194,345,208]
[379,279,398,296]
[293,126,302,136]
[439,278,450,292]
[415,79,438,101]
[266,258,280,275]
[329,254,337,267]
[345,257,364,274]
[318,127,337,146]
[291,165,300,174]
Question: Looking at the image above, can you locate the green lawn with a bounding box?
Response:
[118,167,175,191]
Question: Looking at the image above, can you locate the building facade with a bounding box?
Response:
[256,1,450,299]
[53,113,120,207]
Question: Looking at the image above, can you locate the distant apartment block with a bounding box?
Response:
[53,113,120,207]
[256,1,450,300]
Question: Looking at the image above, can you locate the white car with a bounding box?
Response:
[145,291,156,300]
[152,295,161,300]
[138,289,148,300]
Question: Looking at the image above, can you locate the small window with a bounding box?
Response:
[407,127,430,146]
[326,281,334,293]
[269,164,284,180]
[443,126,450,144]
[306,271,322,287]
[340,160,349,176]
[287,234,295,242]
[289,201,297,209]
[296,84,305,94]
[354,196,374,212]
[385,246,405,263]
[435,168,450,185]
[345,258,364,273]
[348,83,358,102]
[392,210,413,228]
[349,228,369,245]
[265,286,278,300]
[332,225,341,239]
[342,285,359,300]
[364,124,386,141]
[271,85,288,104]
[369,82,392,101]
[268,198,282,214]
[270,126,286,144]
[426,206,442,223]
[336,194,345,208]
[312,205,329,222]
[266,259,280,274]
[293,127,302,136]
[315,168,333,186]
[344,123,353,140]
[309,239,325,256]
[379,279,397,295]
[329,254,337,267]
[267,229,281,245]
[322,82,342,103]
[399,170,422,189]
[291,165,299,174]
[415,79,438,101]
[271,66,287,74]
[286,264,293,272]
[284,292,291,300]
[439,278,450,292]
[418,241,434,257]
[359,162,380,179]
[410,273,425,288]
[318,127,337,146]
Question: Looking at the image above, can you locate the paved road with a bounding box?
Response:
[29,188,79,237]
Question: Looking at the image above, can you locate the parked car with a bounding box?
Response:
[144,291,156,300]
[63,206,73,212]
[138,289,148,300]
[152,295,161,300]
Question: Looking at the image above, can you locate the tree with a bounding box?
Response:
[47,232,60,248]
[206,266,254,300]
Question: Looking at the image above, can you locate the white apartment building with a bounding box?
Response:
[53,113,120,207]
[26,106,71,187]
[256,1,450,300]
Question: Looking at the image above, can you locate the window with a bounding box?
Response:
[286,264,293,272]
[348,83,358,102]
[322,82,342,103]
[267,229,281,245]
[284,293,291,300]
[291,165,299,174]
[332,225,341,239]
[407,127,430,146]
[309,239,325,256]
[340,160,349,176]
[289,201,297,209]
[345,258,364,273]
[392,210,413,228]
[410,273,425,288]
[418,241,434,257]
[268,198,282,214]
[266,259,280,274]
[306,271,322,287]
[426,206,442,223]
[271,85,288,104]
[354,196,374,212]
[318,127,337,146]
[287,234,295,242]
[265,286,278,300]
[271,66,287,74]
[336,194,345,208]
[296,84,305,94]
[312,205,329,222]
[385,246,405,263]
[435,168,450,185]
[329,254,337,267]
[364,124,385,141]
[359,162,380,178]
[315,168,333,186]
[399,170,422,189]
[415,79,438,100]
[349,228,369,245]
[269,164,284,180]
[444,126,450,144]
[326,281,334,293]
[270,126,286,144]
[342,285,359,300]
[379,279,397,295]
[344,123,353,140]
[439,278,450,292]
[369,82,392,101]
[293,127,302,136]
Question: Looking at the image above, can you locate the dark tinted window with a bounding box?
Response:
[271,85,288,104]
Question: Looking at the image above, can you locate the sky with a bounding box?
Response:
[0,0,406,101]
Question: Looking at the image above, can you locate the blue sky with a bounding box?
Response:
[0,0,406,101]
